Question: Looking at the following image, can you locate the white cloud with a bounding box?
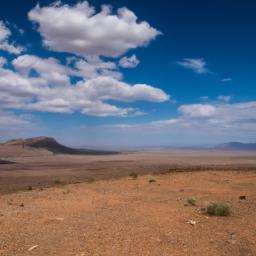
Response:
[153,102,256,130]
[13,54,75,85]
[177,58,209,74]
[150,118,179,127]
[0,21,24,54]
[74,56,121,80]
[104,124,137,129]
[221,78,232,82]
[28,1,161,57]
[217,95,232,102]
[178,104,216,118]
[0,3,169,121]
[0,57,7,66]
[0,55,169,117]
[76,76,169,103]
[104,101,256,145]
[0,111,31,126]
[119,54,140,68]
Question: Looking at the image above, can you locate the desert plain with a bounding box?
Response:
[0,144,256,255]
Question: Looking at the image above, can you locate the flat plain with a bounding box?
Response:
[0,147,256,255]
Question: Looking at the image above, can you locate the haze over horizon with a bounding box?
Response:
[0,0,256,147]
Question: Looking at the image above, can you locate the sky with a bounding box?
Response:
[0,0,256,147]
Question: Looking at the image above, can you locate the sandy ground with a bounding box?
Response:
[1,149,256,193]
[1,149,256,255]
[0,170,256,256]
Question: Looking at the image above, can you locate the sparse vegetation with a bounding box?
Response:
[54,179,66,185]
[206,202,231,216]
[87,177,95,183]
[148,179,156,183]
[187,197,197,206]
[129,172,138,179]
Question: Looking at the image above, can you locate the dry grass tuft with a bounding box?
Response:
[206,202,231,216]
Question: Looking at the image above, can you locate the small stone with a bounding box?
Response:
[28,245,38,251]
[187,220,197,226]
[239,195,246,200]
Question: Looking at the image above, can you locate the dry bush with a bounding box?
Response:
[129,172,138,179]
[206,202,231,216]
[187,197,197,206]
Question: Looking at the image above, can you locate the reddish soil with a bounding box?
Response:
[0,148,256,255]
[0,171,256,255]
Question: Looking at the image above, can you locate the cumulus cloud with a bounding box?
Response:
[0,57,7,66]
[0,21,24,54]
[105,101,256,145]
[119,54,140,68]
[0,2,169,122]
[150,118,179,127]
[0,111,31,126]
[28,1,161,57]
[76,76,169,103]
[178,104,216,118]
[13,54,75,85]
[177,58,209,74]
[0,55,169,117]
[153,102,256,130]
[74,56,121,80]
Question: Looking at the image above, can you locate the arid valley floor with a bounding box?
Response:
[0,147,256,255]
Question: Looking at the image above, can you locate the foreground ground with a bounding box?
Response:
[0,170,256,256]
[1,150,256,255]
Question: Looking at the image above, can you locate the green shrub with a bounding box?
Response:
[206,202,231,216]
[54,179,66,185]
[129,172,138,179]
[87,177,95,183]
[187,197,197,206]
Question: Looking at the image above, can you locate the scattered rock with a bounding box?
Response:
[51,217,64,221]
[227,233,236,244]
[43,217,64,224]
[187,220,197,226]
[239,195,246,200]
[20,203,24,207]
[28,245,38,251]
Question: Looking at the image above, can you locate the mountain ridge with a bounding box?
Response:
[215,142,256,151]
[2,136,118,155]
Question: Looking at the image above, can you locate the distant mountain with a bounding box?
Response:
[216,142,256,151]
[0,159,14,164]
[2,136,118,155]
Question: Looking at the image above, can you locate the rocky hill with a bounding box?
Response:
[2,136,118,155]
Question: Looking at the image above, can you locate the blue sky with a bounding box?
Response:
[0,0,256,147]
